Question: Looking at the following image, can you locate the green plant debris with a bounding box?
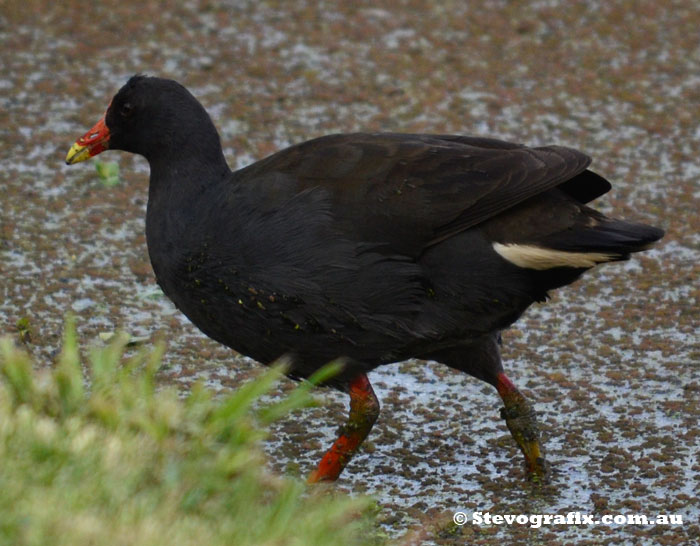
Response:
[15,317,32,345]
[98,331,151,346]
[95,160,120,187]
[0,317,382,546]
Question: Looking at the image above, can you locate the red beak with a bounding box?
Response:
[65,114,111,165]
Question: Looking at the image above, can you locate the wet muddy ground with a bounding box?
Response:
[1,1,698,544]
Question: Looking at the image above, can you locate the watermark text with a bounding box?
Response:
[453,511,683,528]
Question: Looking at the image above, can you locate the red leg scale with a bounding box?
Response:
[308,373,380,483]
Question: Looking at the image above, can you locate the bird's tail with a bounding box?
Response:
[493,219,664,270]
[543,219,664,259]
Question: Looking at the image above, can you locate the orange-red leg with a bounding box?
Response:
[308,373,380,483]
[495,372,549,481]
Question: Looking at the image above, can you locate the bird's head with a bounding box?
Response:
[66,75,220,166]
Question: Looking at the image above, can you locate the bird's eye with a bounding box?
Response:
[120,102,134,117]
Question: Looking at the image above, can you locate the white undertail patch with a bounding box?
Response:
[492,243,619,270]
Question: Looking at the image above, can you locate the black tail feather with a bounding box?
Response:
[541,220,664,258]
[557,170,612,204]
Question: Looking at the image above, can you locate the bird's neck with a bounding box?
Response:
[144,148,232,259]
[147,122,231,183]
[148,152,229,194]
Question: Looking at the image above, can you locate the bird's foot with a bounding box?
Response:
[500,404,549,482]
[496,372,549,482]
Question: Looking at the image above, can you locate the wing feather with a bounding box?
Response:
[236,133,593,256]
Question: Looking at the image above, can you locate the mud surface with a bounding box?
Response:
[1,1,698,544]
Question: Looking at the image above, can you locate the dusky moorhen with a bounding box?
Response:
[66,75,664,482]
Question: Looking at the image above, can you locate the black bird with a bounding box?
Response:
[66,75,663,482]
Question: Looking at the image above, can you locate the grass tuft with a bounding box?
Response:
[0,318,382,546]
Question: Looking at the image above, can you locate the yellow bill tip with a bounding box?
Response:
[65,143,91,165]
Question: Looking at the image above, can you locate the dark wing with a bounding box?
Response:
[234,133,602,257]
